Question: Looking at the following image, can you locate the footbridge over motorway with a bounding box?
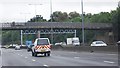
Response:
[1,22,113,36]
[1,22,112,30]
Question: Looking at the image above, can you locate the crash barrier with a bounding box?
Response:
[51,45,118,53]
[3,45,118,53]
[2,46,27,49]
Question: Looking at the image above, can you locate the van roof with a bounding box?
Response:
[37,38,49,39]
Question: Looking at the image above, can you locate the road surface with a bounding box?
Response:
[1,48,118,68]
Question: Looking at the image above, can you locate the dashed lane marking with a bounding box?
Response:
[104,61,115,64]
[43,64,48,67]
[74,57,80,59]
[70,52,78,53]
[32,59,36,62]
[107,54,117,55]
[25,57,28,58]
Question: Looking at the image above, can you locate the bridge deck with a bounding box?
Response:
[1,22,112,30]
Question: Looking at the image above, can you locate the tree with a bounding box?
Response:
[71,17,82,22]
[90,12,112,23]
[111,7,119,42]
[52,11,69,22]
[28,15,47,22]
[69,11,80,19]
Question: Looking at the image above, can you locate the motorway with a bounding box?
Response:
[1,48,118,68]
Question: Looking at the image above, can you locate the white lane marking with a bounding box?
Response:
[74,57,80,59]
[104,61,115,64]
[25,57,28,58]
[16,50,22,51]
[70,52,77,53]
[56,55,61,56]
[32,59,36,62]
[107,54,117,55]
[43,64,48,67]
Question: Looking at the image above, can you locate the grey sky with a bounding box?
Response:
[0,0,119,22]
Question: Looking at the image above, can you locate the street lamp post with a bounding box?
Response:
[81,0,85,45]
[50,0,54,45]
[20,13,30,22]
[118,1,120,7]
[29,4,42,22]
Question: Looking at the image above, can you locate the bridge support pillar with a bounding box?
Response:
[37,30,40,38]
[20,30,23,46]
[74,30,76,37]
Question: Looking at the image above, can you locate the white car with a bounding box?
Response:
[15,45,21,50]
[90,41,107,46]
[55,42,66,46]
[55,43,61,46]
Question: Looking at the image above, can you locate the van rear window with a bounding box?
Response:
[37,39,49,45]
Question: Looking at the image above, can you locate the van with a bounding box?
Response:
[31,38,51,57]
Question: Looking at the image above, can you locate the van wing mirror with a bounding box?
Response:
[30,44,34,47]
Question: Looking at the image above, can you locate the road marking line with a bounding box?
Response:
[32,59,36,62]
[25,57,28,58]
[107,54,117,55]
[74,57,80,59]
[70,52,77,53]
[43,64,48,67]
[104,61,115,64]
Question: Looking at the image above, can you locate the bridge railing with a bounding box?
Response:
[2,23,26,28]
[1,22,112,30]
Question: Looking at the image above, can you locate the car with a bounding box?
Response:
[55,42,66,46]
[60,42,66,46]
[90,41,107,46]
[12,44,18,47]
[55,43,61,46]
[5,45,10,49]
[27,44,33,52]
[15,45,21,50]
[31,38,51,57]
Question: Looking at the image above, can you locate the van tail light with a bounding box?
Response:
[35,46,40,50]
[46,45,51,49]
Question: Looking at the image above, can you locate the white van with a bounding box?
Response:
[72,37,80,46]
[31,38,51,57]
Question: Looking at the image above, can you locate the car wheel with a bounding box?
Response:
[32,51,34,56]
[44,53,46,56]
[47,53,50,56]
[33,50,37,57]
[34,52,37,57]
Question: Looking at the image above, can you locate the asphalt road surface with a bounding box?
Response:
[1,48,118,68]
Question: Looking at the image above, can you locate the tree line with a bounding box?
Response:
[28,9,117,23]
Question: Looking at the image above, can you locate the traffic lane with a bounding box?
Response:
[2,48,44,66]
[0,53,1,68]
[2,48,118,66]
[52,50,118,64]
[2,49,82,66]
[0,47,2,68]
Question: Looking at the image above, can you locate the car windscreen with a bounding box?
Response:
[73,40,79,43]
[96,41,104,44]
[37,39,49,45]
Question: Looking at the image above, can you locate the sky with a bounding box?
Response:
[0,0,119,22]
